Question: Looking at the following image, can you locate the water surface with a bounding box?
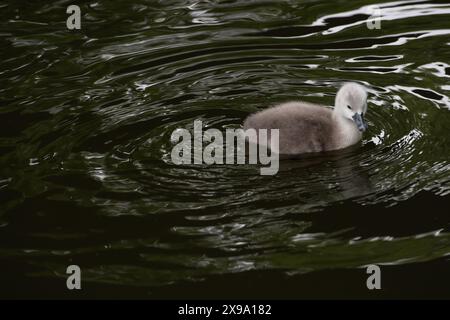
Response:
[0,0,449,298]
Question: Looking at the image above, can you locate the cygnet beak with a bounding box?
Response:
[352,112,368,132]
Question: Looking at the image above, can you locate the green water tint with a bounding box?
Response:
[0,0,449,298]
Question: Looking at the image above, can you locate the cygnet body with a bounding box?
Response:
[243,82,368,155]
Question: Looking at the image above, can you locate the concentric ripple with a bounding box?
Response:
[0,0,449,296]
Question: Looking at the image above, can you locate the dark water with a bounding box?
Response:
[1,0,449,299]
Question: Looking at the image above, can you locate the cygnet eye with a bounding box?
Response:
[347,105,352,110]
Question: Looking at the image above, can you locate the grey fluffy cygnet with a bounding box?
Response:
[243,82,369,155]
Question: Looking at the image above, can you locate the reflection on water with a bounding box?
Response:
[0,0,449,298]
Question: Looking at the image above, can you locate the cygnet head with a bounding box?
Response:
[334,82,368,132]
